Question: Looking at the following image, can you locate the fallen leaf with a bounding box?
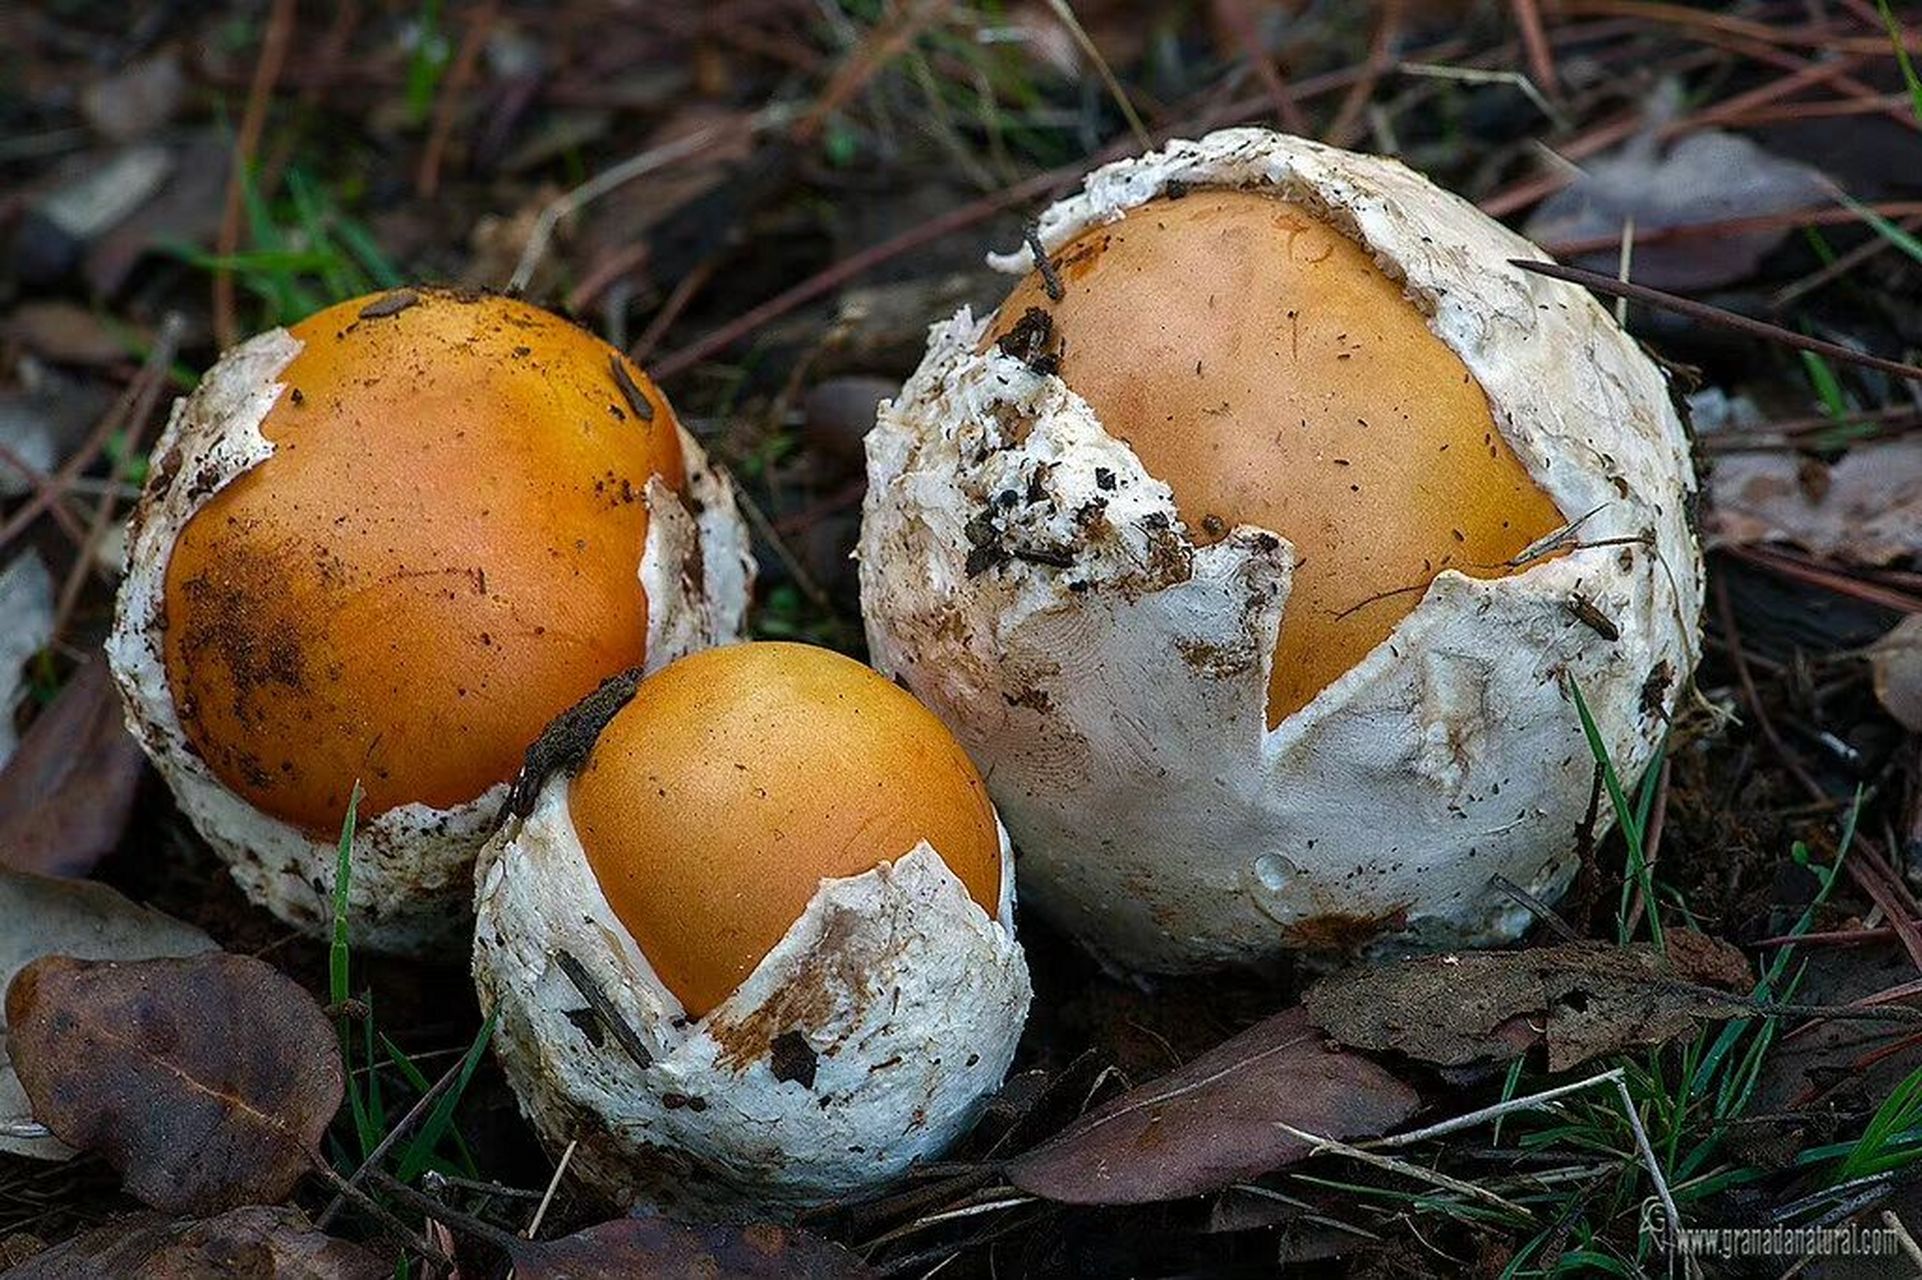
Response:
[0,554,52,769]
[5,952,342,1211]
[507,1213,874,1279]
[0,869,215,1160]
[79,51,187,145]
[1704,437,1922,566]
[802,377,898,464]
[0,373,115,499]
[0,1206,383,1280]
[1303,934,1754,1073]
[1525,93,1828,290]
[1,301,133,367]
[84,136,230,298]
[1872,616,1922,732]
[0,654,149,877]
[1004,1007,1420,1205]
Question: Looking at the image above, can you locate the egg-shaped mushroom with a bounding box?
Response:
[472,642,1029,1211]
[858,129,1703,972]
[108,288,751,952]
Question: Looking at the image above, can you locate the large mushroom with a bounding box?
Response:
[859,129,1703,972]
[472,642,1029,1211]
[108,288,751,951]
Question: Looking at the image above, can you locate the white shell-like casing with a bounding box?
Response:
[859,129,1704,973]
[105,328,754,954]
[471,775,1030,1212]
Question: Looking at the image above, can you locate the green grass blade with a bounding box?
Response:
[379,1035,480,1176]
[1568,677,1661,947]
[1878,0,1922,125]
[395,1011,498,1183]
[329,782,363,1008]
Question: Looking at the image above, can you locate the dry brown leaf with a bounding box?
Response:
[1303,934,1754,1073]
[1871,616,1922,733]
[1524,119,1828,291]
[1705,438,1922,566]
[0,1206,383,1280]
[1005,1007,1420,1205]
[507,1213,874,1279]
[0,869,214,1160]
[0,654,148,877]
[0,555,51,769]
[0,301,132,367]
[5,953,342,1212]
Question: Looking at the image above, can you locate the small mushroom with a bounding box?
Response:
[859,129,1704,973]
[107,288,751,952]
[473,642,1030,1211]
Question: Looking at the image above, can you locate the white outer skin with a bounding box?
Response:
[470,775,1030,1214]
[105,328,754,955]
[860,129,1704,973]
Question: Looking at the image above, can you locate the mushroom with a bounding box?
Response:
[858,129,1703,972]
[107,288,751,952]
[472,641,1029,1211]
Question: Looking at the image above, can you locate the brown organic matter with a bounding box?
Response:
[508,1212,875,1279]
[1005,1005,1419,1204]
[0,1207,384,1280]
[161,288,684,832]
[570,642,1002,1017]
[5,953,344,1214]
[991,188,1566,724]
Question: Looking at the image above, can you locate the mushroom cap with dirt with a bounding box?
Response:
[107,288,752,953]
[857,128,1704,973]
[471,641,1030,1212]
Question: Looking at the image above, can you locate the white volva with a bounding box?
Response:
[471,775,1031,1211]
[104,330,754,954]
[859,129,1703,973]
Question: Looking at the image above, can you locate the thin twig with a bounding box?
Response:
[1023,224,1064,300]
[213,0,297,350]
[552,949,654,1069]
[652,160,1069,378]
[310,1162,453,1265]
[1212,0,1310,132]
[507,103,793,296]
[0,440,88,545]
[1045,0,1150,151]
[415,0,496,198]
[368,1168,528,1255]
[1551,0,1921,55]
[49,314,183,645]
[1325,0,1403,146]
[1482,53,1876,217]
[1773,214,1922,308]
[316,1052,468,1229]
[792,0,955,144]
[1510,0,1560,100]
[523,1138,576,1239]
[1277,1123,1528,1214]
[628,255,721,364]
[1513,258,1922,384]
[0,328,182,559]
[1368,1069,1687,1260]
[1541,202,1922,258]
[423,1170,545,1200]
[1490,874,1582,942]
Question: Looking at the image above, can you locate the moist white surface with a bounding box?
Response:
[105,329,753,954]
[471,773,1030,1212]
[861,128,1703,972]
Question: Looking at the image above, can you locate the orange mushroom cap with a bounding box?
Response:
[990,188,1566,726]
[162,288,684,833]
[569,642,1003,1018]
